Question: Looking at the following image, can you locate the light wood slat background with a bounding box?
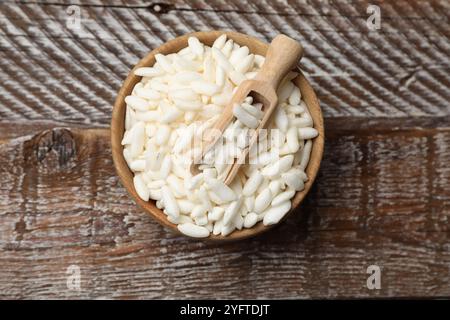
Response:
[0,0,449,299]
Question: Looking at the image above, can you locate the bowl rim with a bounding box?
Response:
[111,30,325,241]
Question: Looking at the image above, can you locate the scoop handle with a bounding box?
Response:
[255,34,303,89]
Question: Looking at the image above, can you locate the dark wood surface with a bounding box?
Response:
[0,0,449,299]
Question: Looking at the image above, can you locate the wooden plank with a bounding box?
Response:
[0,0,449,124]
[0,123,448,299]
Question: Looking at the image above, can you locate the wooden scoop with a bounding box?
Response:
[190,34,303,184]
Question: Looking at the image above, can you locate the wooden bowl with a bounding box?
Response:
[111,31,324,241]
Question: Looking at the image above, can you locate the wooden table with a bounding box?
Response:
[0,0,449,299]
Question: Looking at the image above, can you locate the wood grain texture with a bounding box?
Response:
[1,124,449,299]
[0,0,449,299]
[0,0,449,124]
